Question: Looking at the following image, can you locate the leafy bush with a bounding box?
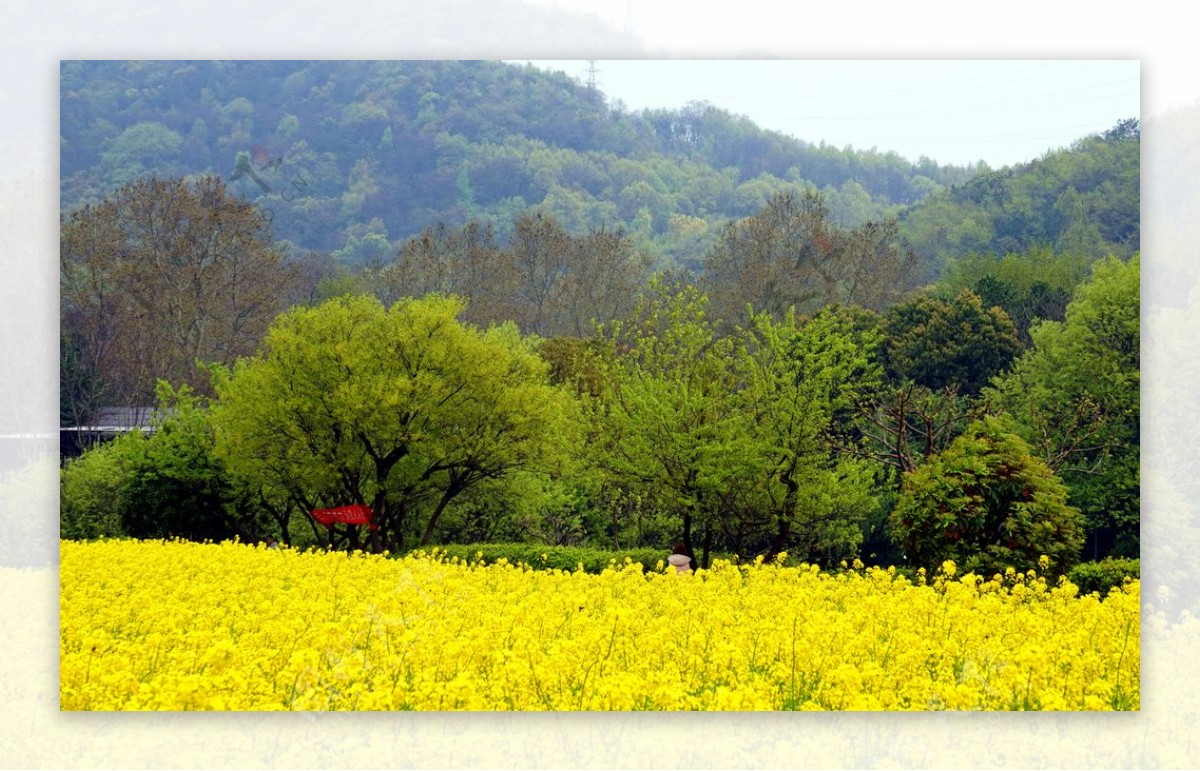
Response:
[60,433,137,540]
[1069,558,1140,596]
[61,382,268,544]
[890,416,1086,577]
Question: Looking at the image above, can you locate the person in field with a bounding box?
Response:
[668,542,692,574]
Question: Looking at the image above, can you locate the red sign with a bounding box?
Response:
[311,504,375,529]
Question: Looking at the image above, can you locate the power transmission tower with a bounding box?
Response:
[585,60,600,92]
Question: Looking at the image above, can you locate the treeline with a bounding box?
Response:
[61,178,1139,575]
[60,177,913,415]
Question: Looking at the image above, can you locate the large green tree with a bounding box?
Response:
[209,294,578,553]
[986,255,1139,558]
[587,277,754,565]
[587,279,884,565]
[881,290,1022,396]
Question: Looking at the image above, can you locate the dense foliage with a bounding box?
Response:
[1068,558,1140,597]
[60,382,265,543]
[208,294,578,554]
[890,416,1086,577]
[881,290,1022,396]
[899,120,1140,276]
[986,255,1140,558]
[60,247,1139,571]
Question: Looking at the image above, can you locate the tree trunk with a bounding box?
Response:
[682,508,693,562]
[370,490,388,554]
[768,469,800,558]
[419,478,467,547]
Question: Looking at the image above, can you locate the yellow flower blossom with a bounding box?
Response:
[60,540,1139,711]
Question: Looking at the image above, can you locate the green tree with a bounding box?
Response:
[939,246,1089,342]
[210,294,578,553]
[986,255,1139,558]
[98,121,184,185]
[737,307,884,560]
[890,416,1085,577]
[587,277,752,565]
[118,382,260,542]
[60,434,133,540]
[882,290,1022,396]
[900,120,1139,271]
[60,381,264,543]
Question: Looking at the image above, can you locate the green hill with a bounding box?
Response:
[900,119,1139,277]
[61,60,981,270]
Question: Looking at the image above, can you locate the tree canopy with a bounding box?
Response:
[890,416,1086,577]
[209,294,578,553]
[585,279,883,565]
[881,290,1023,396]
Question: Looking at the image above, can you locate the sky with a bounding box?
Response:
[521,59,1140,169]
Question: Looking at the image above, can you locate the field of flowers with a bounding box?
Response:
[60,539,1139,711]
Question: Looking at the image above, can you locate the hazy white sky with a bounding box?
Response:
[522,59,1140,168]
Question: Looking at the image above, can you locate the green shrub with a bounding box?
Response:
[60,433,138,540]
[890,416,1086,578]
[1068,557,1139,596]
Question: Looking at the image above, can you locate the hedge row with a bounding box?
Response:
[401,545,1139,596]
[404,543,676,574]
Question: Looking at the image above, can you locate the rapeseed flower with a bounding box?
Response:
[60,540,1139,711]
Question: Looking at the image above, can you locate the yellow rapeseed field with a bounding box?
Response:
[59,539,1139,711]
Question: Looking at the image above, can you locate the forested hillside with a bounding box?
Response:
[60,60,982,269]
[60,59,1141,572]
[899,119,1140,276]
